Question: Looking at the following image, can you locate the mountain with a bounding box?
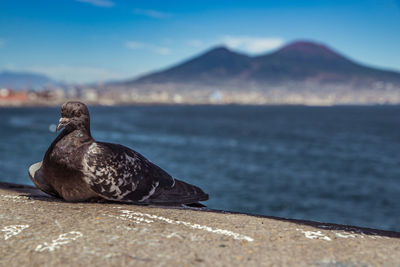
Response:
[121,41,400,88]
[251,41,400,84]
[133,47,252,84]
[0,71,54,90]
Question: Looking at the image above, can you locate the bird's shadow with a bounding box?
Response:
[1,182,399,239]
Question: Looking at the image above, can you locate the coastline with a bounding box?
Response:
[2,100,400,108]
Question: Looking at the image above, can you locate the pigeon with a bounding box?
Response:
[28,101,208,206]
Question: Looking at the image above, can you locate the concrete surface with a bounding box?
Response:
[0,182,399,266]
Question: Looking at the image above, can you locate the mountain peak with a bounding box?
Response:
[276,40,341,59]
[201,46,236,56]
[132,45,251,84]
[208,45,231,52]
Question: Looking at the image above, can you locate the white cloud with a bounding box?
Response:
[186,39,205,48]
[133,8,171,19]
[152,46,171,55]
[125,41,144,49]
[161,38,173,45]
[15,65,128,83]
[125,41,171,55]
[221,36,284,54]
[76,0,114,8]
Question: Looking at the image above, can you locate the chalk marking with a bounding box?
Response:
[54,219,62,230]
[317,225,386,239]
[0,195,34,204]
[166,232,184,240]
[106,214,154,224]
[296,229,331,241]
[333,229,386,239]
[116,210,254,242]
[2,225,29,240]
[119,211,155,224]
[188,233,205,241]
[35,231,83,252]
[116,225,136,231]
[335,232,356,239]
[298,228,387,240]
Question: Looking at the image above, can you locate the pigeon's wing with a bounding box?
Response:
[28,161,60,198]
[81,142,175,203]
[146,178,209,205]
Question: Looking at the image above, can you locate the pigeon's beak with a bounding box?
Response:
[56,117,69,132]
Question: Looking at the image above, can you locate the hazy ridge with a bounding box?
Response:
[103,41,400,105]
[2,41,400,105]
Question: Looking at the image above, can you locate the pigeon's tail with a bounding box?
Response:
[147,179,209,205]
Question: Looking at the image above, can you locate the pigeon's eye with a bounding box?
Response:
[71,111,81,117]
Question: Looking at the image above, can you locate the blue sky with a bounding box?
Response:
[0,0,399,83]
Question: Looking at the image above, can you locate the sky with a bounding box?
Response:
[0,0,400,83]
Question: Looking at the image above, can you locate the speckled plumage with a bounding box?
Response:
[29,101,208,205]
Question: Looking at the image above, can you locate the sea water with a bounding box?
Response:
[0,105,399,231]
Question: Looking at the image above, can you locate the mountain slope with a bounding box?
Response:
[251,41,400,84]
[134,46,252,84]
[123,41,400,87]
[0,71,54,90]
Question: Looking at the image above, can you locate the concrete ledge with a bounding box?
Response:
[0,182,399,266]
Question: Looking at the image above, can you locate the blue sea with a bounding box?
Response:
[1,105,399,231]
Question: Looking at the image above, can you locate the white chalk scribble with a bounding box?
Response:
[335,232,357,239]
[35,231,83,252]
[297,227,389,241]
[107,213,154,224]
[2,225,30,240]
[0,195,34,204]
[111,210,254,242]
[296,229,331,241]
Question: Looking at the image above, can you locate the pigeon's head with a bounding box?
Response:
[57,101,90,132]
